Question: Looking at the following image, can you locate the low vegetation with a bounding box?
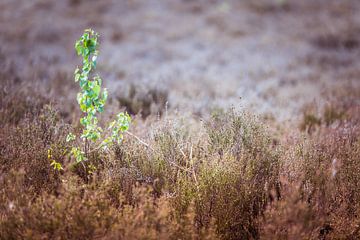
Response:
[0,30,359,239]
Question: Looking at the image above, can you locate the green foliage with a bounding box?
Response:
[70,147,85,163]
[67,29,131,169]
[66,132,76,142]
[104,112,131,147]
[73,29,106,144]
[48,149,63,171]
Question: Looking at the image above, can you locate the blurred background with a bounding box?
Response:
[1,0,359,123]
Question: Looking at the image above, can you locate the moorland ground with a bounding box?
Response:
[1,0,360,239]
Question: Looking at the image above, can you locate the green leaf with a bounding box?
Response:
[75,41,82,55]
[80,117,87,126]
[76,154,84,163]
[50,160,63,171]
[92,55,97,68]
[103,88,108,101]
[108,120,116,129]
[93,84,100,97]
[75,73,80,82]
[97,105,104,113]
[80,103,87,112]
[66,133,76,142]
[76,92,82,104]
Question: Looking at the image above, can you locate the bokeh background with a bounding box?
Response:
[1,0,360,122]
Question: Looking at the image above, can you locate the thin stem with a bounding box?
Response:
[84,94,89,158]
[125,130,154,151]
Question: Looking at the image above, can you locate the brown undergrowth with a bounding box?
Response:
[0,80,359,239]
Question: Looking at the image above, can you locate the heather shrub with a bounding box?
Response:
[299,103,322,134]
[301,119,360,238]
[260,181,323,239]
[0,105,70,195]
[262,105,360,239]
[104,117,198,202]
[300,91,358,133]
[0,52,52,125]
[101,109,282,239]
[1,100,358,239]
[0,81,49,125]
[194,109,281,239]
[117,83,169,119]
[1,41,358,240]
[205,110,281,197]
[0,173,214,240]
[0,174,116,240]
[106,187,217,240]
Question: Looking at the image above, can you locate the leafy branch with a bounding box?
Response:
[62,29,131,168]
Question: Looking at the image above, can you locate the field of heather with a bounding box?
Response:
[1,0,360,239]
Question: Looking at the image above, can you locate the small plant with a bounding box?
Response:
[65,29,131,168]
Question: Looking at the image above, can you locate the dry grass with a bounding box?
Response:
[1,81,359,239]
[262,99,360,239]
[0,31,360,239]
